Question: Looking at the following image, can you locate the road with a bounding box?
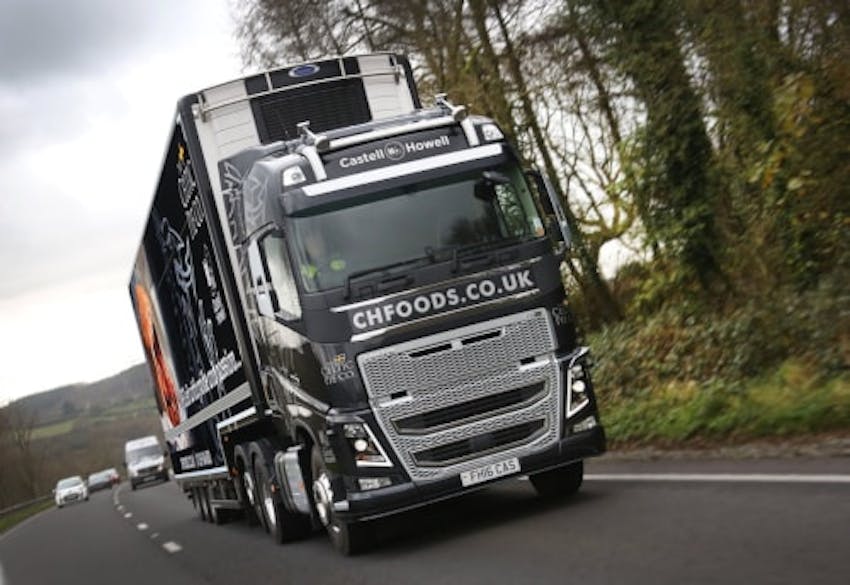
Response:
[2,457,848,585]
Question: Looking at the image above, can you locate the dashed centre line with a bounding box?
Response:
[162,541,183,554]
[137,523,149,531]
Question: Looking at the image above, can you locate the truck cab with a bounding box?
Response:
[225,100,604,543]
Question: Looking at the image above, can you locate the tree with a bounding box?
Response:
[6,403,41,498]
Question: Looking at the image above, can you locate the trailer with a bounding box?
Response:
[129,52,605,554]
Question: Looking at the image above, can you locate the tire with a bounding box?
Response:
[233,444,260,526]
[530,461,584,498]
[250,441,311,544]
[131,481,137,491]
[310,444,371,556]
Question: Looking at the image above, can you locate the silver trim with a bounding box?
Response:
[326,115,456,151]
[216,406,257,430]
[302,144,504,197]
[300,145,327,181]
[197,54,405,117]
[561,347,591,418]
[358,309,562,482]
[165,384,252,441]
[276,448,312,515]
[174,466,229,481]
[355,424,394,468]
[460,116,480,146]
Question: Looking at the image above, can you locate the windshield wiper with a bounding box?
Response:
[429,237,527,273]
[344,256,433,300]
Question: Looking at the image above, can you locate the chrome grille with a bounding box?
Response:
[358,309,562,482]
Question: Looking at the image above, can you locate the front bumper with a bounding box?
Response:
[338,424,605,522]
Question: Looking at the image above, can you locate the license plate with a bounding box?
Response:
[460,457,520,487]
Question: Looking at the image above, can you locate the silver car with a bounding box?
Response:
[55,476,89,507]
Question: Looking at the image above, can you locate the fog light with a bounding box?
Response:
[358,477,392,491]
[572,416,598,433]
[353,439,369,453]
[572,380,586,394]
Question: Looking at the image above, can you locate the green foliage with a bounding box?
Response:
[592,269,850,443]
[592,270,849,399]
[601,364,850,445]
[0,499,53,534]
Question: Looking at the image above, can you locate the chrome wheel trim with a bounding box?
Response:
[262,484,277,529]
[243,471,256,507]
[312,472,333,527]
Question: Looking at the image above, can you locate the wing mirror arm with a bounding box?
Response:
[526,170,571,254]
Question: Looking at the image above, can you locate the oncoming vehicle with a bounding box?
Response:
[87,469,115,492]
[124,435,169,490]
[55,476,88,508]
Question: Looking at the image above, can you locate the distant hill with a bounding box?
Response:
[0,364,163,507]
[14,364,154,427]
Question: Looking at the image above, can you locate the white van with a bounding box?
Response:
[124,435,168,490]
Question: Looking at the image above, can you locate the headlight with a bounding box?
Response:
[343,423,392,467]
[566,360,590,418]
[282,165,307,187]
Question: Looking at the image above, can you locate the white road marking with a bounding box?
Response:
[150,533,159,539]
[586,473,850,484]
[162,541,183,554]
[137,523,148,531]
[124,512,133,518]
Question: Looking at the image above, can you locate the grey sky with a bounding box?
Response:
[0,0,244,404]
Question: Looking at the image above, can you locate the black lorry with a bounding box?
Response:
[129,52,605,554]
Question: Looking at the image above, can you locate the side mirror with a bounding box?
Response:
[247,233,280,318]
[474,170,510,201]
[525,170,571,251]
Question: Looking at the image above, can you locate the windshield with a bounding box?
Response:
[289,162,544,292]
[127,445,161,463]
[57,477,82,489]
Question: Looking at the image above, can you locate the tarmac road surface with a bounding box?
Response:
[1,457,848,585]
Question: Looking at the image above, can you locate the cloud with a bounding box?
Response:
[0,0,244,402]
[0,0,197,85]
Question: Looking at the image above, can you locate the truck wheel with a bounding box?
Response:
[250,441,311,544]
[234,444,259,526]
[310,445,371,555]
[530,461,584,498]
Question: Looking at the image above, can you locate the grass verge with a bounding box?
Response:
[0,499,53,535]
[598,360,850,447]
[31,419,75,440]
